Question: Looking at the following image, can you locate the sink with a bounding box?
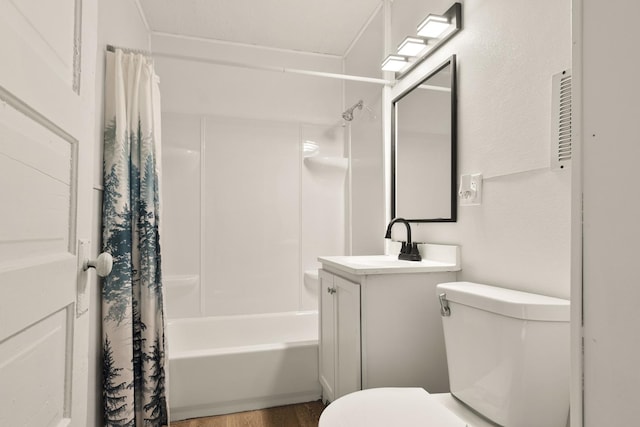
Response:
[318,244,460,275]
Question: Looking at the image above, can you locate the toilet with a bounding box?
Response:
[319,281,570,427]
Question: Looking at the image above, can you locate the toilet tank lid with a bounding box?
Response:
[437,282,570,321]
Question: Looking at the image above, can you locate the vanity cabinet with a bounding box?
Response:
[318,248,460,403]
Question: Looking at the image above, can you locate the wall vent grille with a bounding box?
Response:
[551,69,572,170]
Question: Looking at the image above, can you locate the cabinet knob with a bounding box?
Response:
[327,287,336,295]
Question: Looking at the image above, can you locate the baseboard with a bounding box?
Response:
[169,390,322,422]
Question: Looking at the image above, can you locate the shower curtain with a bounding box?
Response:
[102,48,168,427]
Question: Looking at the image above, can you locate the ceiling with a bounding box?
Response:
[138,0,383,57]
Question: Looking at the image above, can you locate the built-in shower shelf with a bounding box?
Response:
[304,156,348,170]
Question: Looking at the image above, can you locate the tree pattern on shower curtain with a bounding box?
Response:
[102,49,168,427]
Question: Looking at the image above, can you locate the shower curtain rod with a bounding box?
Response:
[106,44,152,56]
[151,51,393,86]
[106,44,392,85]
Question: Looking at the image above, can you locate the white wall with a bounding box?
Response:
[90,2,150,425]
[152,34,343,122]
[154,35,346,317]
[387,0,572,299]
[89,2,640,424]
[581,0,640,424]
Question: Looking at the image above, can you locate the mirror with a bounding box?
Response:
[391,55,457,222]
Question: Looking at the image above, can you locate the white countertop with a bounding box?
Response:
[318,244,461,276]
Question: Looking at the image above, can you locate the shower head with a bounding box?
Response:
[342,100,364,122]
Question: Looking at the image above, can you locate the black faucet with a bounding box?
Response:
[384,218,422,261]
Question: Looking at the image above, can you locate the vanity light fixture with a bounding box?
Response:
[397,36,432,57]
[381,2,461,79]
[381,54,410,72]
[417,14,450,38]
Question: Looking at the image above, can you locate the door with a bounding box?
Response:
[580,0,640,425]
[318,270,336,403]
[0,0,95,425]
[319,271,361,402]
[334,275,361,399]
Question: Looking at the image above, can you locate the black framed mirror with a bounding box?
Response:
[391,55,457,222]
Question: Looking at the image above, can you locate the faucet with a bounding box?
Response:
[384,218,422,261]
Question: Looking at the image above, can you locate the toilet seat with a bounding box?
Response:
[319,388,476,427]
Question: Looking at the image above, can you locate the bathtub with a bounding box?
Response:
[168,311,321,421]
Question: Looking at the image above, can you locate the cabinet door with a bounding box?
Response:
[318,270,336,402]
[335,276,361,399]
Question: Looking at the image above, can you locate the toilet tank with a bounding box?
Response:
[437,282,570,427]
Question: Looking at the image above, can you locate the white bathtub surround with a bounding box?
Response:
[163,274,200,319]
[161,113,346,318]
[156,39,347,424]
[303,269,320,297]
[156,32,349,318]
[300,122,348,311]
[168,311,321,421]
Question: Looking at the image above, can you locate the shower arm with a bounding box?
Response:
[342,100,364,122]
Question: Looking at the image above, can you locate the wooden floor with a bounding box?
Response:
[170,401,326,427]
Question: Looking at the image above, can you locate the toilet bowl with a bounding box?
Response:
[319,282,570,427]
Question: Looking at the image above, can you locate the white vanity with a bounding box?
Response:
[318,244,461,403]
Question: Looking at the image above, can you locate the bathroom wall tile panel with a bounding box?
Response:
[160,114,201,280]
[300,123,346,311]
[161,113,202,318]
[204,116,300,316]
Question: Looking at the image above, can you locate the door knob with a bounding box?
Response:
[83,252,113,277]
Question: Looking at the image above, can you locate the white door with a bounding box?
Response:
[0,0,96,426]
[580,0,640,425]
[318,270,336,403]
[335,275,360,399]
